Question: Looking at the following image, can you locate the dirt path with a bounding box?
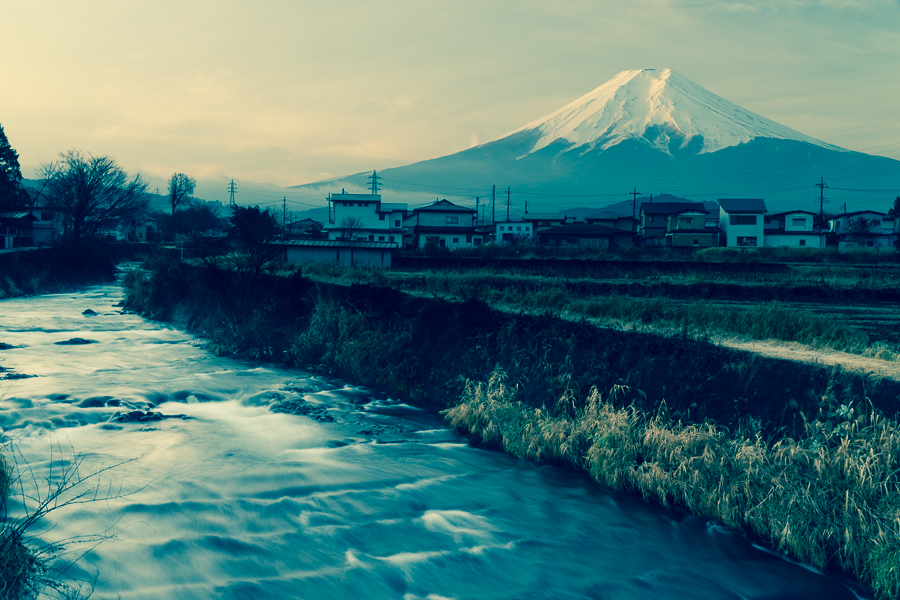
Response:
[570,312,900,382]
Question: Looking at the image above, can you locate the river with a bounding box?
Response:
[0,276,862,599]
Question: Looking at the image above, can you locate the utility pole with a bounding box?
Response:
[368,170,381,195]
[155,187,160,196]
[475,196,480,226]
[630,187,642,232]
[816,177,828,220]
[492,184,496,227]
[506,187,511,221]
[228,180,237,206]
[327,193,333,224]
[282,197,287,232]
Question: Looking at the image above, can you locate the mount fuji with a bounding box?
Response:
[292,68,899,215]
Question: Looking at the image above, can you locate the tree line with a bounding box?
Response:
[0,122,268,244]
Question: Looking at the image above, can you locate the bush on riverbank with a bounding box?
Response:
[444,371,900,598]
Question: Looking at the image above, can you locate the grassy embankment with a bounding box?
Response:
[302,259,900,361]
[124,252,900,598]
[0,242,125,299]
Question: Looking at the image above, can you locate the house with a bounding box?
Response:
[829,211,895,252]
[718,198,767,248]
[763,210,826,248]
[0,211,38,248]
[583,211,637,231]
[664,207,718,248]
[325,193,407,246]
[639,202,706,246]
[521,213,574,232]
[494,221,535,245]
[409,199,482,249]
[286,218,323,237]
[536,223,634,249]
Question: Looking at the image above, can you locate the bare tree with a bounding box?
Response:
[339,216,364,240]
[38,150,149,242]
[167,173,196,217]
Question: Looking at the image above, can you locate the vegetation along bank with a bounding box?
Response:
[124,253,900,599]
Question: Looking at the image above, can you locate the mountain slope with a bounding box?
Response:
[290,69,899,216]
[510,68,842,156]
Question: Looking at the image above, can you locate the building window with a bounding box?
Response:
[799,239,806,247]
[466,235,472,243]
[394,220,400,227]
[474,238,482,246]
[379,214,385,221]
[499,226,504,231]
[378,236,385,241]
[680,218,692,226]
[363,203,369,208]
[452,237,459,243]
[693,238,700,246]
[389,236,395,242]
[516,226,522,231]
[368,234,374,241]
[446,216,459,225]
[730,215,757,225]
[791,218,806,226]
[736,236,757,246]
[647,216,655,223]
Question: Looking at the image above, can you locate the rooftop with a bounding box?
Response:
[718,198,767,213]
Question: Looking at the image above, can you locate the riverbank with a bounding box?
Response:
[0,243,123,299]
[123,255,900,598]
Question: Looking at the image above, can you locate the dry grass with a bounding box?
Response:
[444,370,900,599]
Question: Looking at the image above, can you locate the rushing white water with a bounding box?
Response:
[0,275,862,599]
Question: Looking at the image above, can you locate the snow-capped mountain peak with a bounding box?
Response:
[512,68,841,155]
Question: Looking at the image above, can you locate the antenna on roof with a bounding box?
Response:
[368,171,381,195]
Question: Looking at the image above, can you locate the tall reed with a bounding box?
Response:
[444,370,900,599]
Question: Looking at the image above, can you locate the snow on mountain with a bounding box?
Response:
[510,68,843,156]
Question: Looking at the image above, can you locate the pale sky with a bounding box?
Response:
[3,0,899,206]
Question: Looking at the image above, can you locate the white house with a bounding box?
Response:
[830,211,895,252]
[763,210,825,248]
[718,198,767,248]
[494,220,534,244]
[325,193,406,246]
[409,199,483,249]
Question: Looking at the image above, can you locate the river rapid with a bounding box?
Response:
[0,277,862,599]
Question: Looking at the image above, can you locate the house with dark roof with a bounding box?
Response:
[639,202,707,246]
[663,207,718,248]
[536,223,634,249]
[583,211,636,231]
[718,198,767,247]
[763,210,826,248]
[409,199,482,249]
[521,213,575,231]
